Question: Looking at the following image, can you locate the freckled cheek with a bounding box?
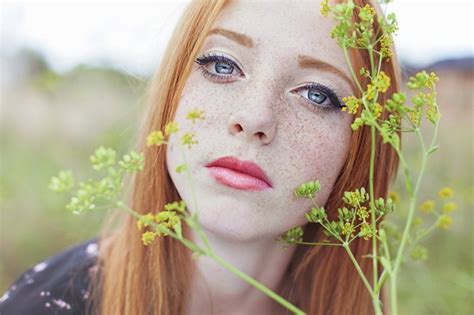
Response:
[291,119,351,176]
[177,82,226,125]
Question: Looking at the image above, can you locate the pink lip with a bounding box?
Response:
[205,156,273,191]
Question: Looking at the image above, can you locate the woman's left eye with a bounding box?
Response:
[194,53,244,82]
[292,83,344,111]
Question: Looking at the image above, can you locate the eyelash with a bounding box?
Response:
[194,52,244,82]
[194,52,346,111]
[292,83,345,111]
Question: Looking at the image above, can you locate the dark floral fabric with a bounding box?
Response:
[0,238,100,315]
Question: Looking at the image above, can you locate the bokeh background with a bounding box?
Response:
[1,0,473,314]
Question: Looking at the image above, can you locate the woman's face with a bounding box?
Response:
[166,0,354,242]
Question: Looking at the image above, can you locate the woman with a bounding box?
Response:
[0,0,400,314]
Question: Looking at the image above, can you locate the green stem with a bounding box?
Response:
[369,125,379,298]
[342,243,383,315]
[368,45,376,77]
[343,47,364,93]
[374,230,392,295]
[414,221,438,243]
[341,44,383,314]
[308,196,345,243]
[295,241,343,247]
[117,200,305,314]
[177,142,212,251]
[389,125,433,315]
[374,268,390,295]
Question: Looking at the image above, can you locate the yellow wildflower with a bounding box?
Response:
[373,102,383,119]
[320,0,330,17]
[147,130,166,147]
[137,212,155,231]
[186,108,205,124]
[365,84,377,101]
[442,202,458,214]
[142,231,157,246]
[438,187,454,199]
[380,34,393,61]
[374,71,391,93]
[419,200,435,213]
[388,191,400,205]
[181,132,198,149]
[341,95,360,114]
[436,214,453,230]
[175,164,188,173]
[164,121,179,136]
[411,217,423,226]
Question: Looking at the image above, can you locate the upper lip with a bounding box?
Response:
[205,156,273,187]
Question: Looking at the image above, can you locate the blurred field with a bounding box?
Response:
[1,50,472,314]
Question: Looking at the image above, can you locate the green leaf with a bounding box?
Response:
[427,145,440,155]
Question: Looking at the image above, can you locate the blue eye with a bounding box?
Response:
[293,83,345,111]
[194,52,244,82]
[308,90,328,104]
[215,61,234,74]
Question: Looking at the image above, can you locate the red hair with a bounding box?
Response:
[87,1,401,314]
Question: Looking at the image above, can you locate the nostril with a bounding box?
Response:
[230,124,243,134]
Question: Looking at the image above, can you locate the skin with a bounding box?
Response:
[166,0,355,313]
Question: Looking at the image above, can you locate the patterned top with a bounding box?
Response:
[0,238,100,315]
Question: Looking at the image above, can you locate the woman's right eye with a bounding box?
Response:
[194,53,245,82]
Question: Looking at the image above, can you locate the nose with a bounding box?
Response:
[227,107,277,145]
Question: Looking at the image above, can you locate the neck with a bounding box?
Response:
[184,228,297,315]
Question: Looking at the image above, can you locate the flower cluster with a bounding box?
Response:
[147,108,205,151]
[49,146,145,214]
[186,107,206,124]
[48,170,74,193]
[279,226,304,248]
[322,0,398,53]
[284,182,396,246]
[417,186,457,230]
[293,180,321,199]
[137,200,187,246]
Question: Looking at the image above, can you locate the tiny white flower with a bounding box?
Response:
[86,243,98,256]
[34,262,48,272]
[0,291,9,303]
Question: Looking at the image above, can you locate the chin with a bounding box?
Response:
[194,209,267,243]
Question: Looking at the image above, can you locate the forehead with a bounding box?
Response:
[210,0,348,70]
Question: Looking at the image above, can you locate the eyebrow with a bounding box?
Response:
[208,27,255,48]
[208,27,355,91]
[297,55,355,92]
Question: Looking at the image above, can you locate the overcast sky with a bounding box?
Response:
[1,0,473,76]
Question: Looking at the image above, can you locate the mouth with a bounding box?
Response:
[204,156,273,191]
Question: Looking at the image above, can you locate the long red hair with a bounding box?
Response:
[86,0,401,314]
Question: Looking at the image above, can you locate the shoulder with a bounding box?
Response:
[0,237,101,315]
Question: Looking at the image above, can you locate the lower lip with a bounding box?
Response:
[206,166,272,191]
